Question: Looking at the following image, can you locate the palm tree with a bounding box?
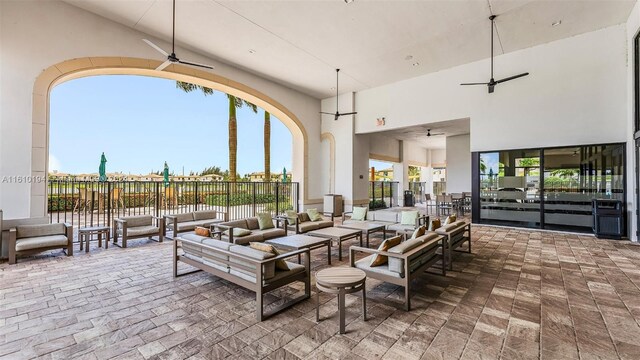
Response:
[264,111,271,181]
[176,81,257,182]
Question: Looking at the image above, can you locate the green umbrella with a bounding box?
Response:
[282,167,287,183]
[163,162,170,187]
[98,153,107,182]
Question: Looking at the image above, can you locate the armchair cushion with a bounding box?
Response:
[124,225,160,237]
[16,223,65,238]
[256,213,275,230]
[122,215,153,227]
[351,207,368,221]
[170,213,194,224]
[15,235,68,251]
[354,256,402,279]
[400,211,419,226]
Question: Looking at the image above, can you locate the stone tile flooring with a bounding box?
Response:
[3,226,640,359]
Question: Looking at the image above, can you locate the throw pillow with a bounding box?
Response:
[369,235,402,267]
[256,212,275,230]
[299,212,311,223]
[249,242,289,270]
[410,226,426,240]
[351,206,368,221]
[285,210,298,225]
[428,218,441,231]
[307,208,324,222]
[401,211,419,226]
[194,226,210,237]
[223,228,252,237]
[443,214,457,225]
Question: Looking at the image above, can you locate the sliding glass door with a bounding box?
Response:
[476,143,626,233]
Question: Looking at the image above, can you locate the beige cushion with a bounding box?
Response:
[175,220,205,232]
[124,225,159,237]
[229,262,305,285]
[351,207,368,221]
[256,213,275,230]
[315,220,334,229]
[354,255,403,279]
[373,211,399,223]
[386,223,415,233]
[389,237,425,254]
[436,222,465,234]
[226,232,264,246]
[15,235,68,251]
[16,223,65,238]
[401,211,419,226]
[220,219,249,230]
[229,245,276,279]
[249,242,289,270]
[370,235,402,267]
[193,210,218,221]
[121,215,153,228]
[246,218,260,230]
[388,233,440,275]
[257,228,286,240]
[169,213,193,224]
[297,222,319,233]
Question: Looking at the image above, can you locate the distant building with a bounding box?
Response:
[247,172,291,182]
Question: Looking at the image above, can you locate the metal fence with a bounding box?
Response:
[369,181,398,209]
[48,180,299,229]
[433,181,446,195]
[409,182,426,204]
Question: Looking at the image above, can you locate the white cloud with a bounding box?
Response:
[49,154,62,172]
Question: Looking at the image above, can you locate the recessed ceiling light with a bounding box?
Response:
[405,55,413,61]
[330,87,336,90]
[551,20,562,27]
[248,49,256,54]
[412,62,420,67]
[344,0,354,3]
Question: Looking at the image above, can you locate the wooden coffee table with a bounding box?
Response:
[307,227,362,261]
[266,234,332,265]
[78,226,110,252]
[337,222,386,247]
[315,267,366,334]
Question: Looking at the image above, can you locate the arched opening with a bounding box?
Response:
[31,57,309,217]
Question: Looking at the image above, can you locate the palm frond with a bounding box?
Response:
[176,81,214,95]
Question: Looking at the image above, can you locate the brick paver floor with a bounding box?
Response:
[2,225,640,359]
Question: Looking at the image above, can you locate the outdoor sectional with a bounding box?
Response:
[213,217,287,245]
[164,210,227,238]
[174,233,311,321]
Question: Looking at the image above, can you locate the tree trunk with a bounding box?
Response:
[228,96,237,183]
[264,111,271,182]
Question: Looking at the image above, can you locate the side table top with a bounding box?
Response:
[316,267,366,287]
[308,227,360,237]
[79,226,110,232]
[266,234,328,249]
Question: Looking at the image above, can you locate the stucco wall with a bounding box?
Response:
[445,134,471,193]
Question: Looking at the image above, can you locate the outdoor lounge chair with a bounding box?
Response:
[435,221,471,270]
[113,215,164,248]
[164,210,227,238]
[8,223,73,264]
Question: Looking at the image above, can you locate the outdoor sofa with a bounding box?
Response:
[343,207,428,234]
[113,214,164,248]
[350,232,446,311]
[8,223,73,264]
[213,216,287,245]
[164,210,227,238]
[435,221,471,270]
[174,233,311,321]
[282,211,334,234]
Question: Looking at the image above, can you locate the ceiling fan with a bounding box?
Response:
[427,129,445,137]
[320,69,357,121]
[143,0,214,71]
[460,15,529,93]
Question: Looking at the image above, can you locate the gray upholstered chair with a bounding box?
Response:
[8,223,73,264]
[113,215,164,248]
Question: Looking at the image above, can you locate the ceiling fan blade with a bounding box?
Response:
[178,59,214,70]
[488,84,495,93]
[143,39,169,57]
[155,59,172,71]
[460,82,489,86]
[338,112,357,116]
[495,72,529,84]
[319,112,335,115]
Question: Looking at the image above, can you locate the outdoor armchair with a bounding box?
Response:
[8,223,73,264]
[113,214,164,248]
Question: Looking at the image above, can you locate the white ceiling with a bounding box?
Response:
[379,118,470,149]
[64,0,636,99]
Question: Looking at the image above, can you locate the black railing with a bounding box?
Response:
[48,180,299,229]
[409,182,426,203]
[369,181,398,209]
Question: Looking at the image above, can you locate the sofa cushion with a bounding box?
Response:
[193,210,218,221]
[401,211,419,226]
[246,218,260,230]
[372,211,398,223]
[298,213,311,223]
[170,213,194,224]
[229,261,305,285]
[306,208,323,222]
[387,238,424,275]
[256,213,275,230]
[354,255,403,279]
[351,207,368,221]
[192,219,223,228]
[256,228,286,240]
[175,220,205,232]
[297,222,319,233]
[221,219,249,230]
[436,222,465,234]
[229,245,276,279]
[227,232,264,246]
[124,225,159,237]
[15,235,68,251]
[315,220,334,229]
[121,215,153,228]
[285,210,298,225]
[249,242,288,270]
[370,235,402,267]
[16,223,65,239]
[386,223,415,233]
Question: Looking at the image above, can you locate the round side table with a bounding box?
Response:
[78,226,110,252]
[315,267,366,334]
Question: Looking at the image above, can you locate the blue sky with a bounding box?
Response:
[49,75,292,176]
